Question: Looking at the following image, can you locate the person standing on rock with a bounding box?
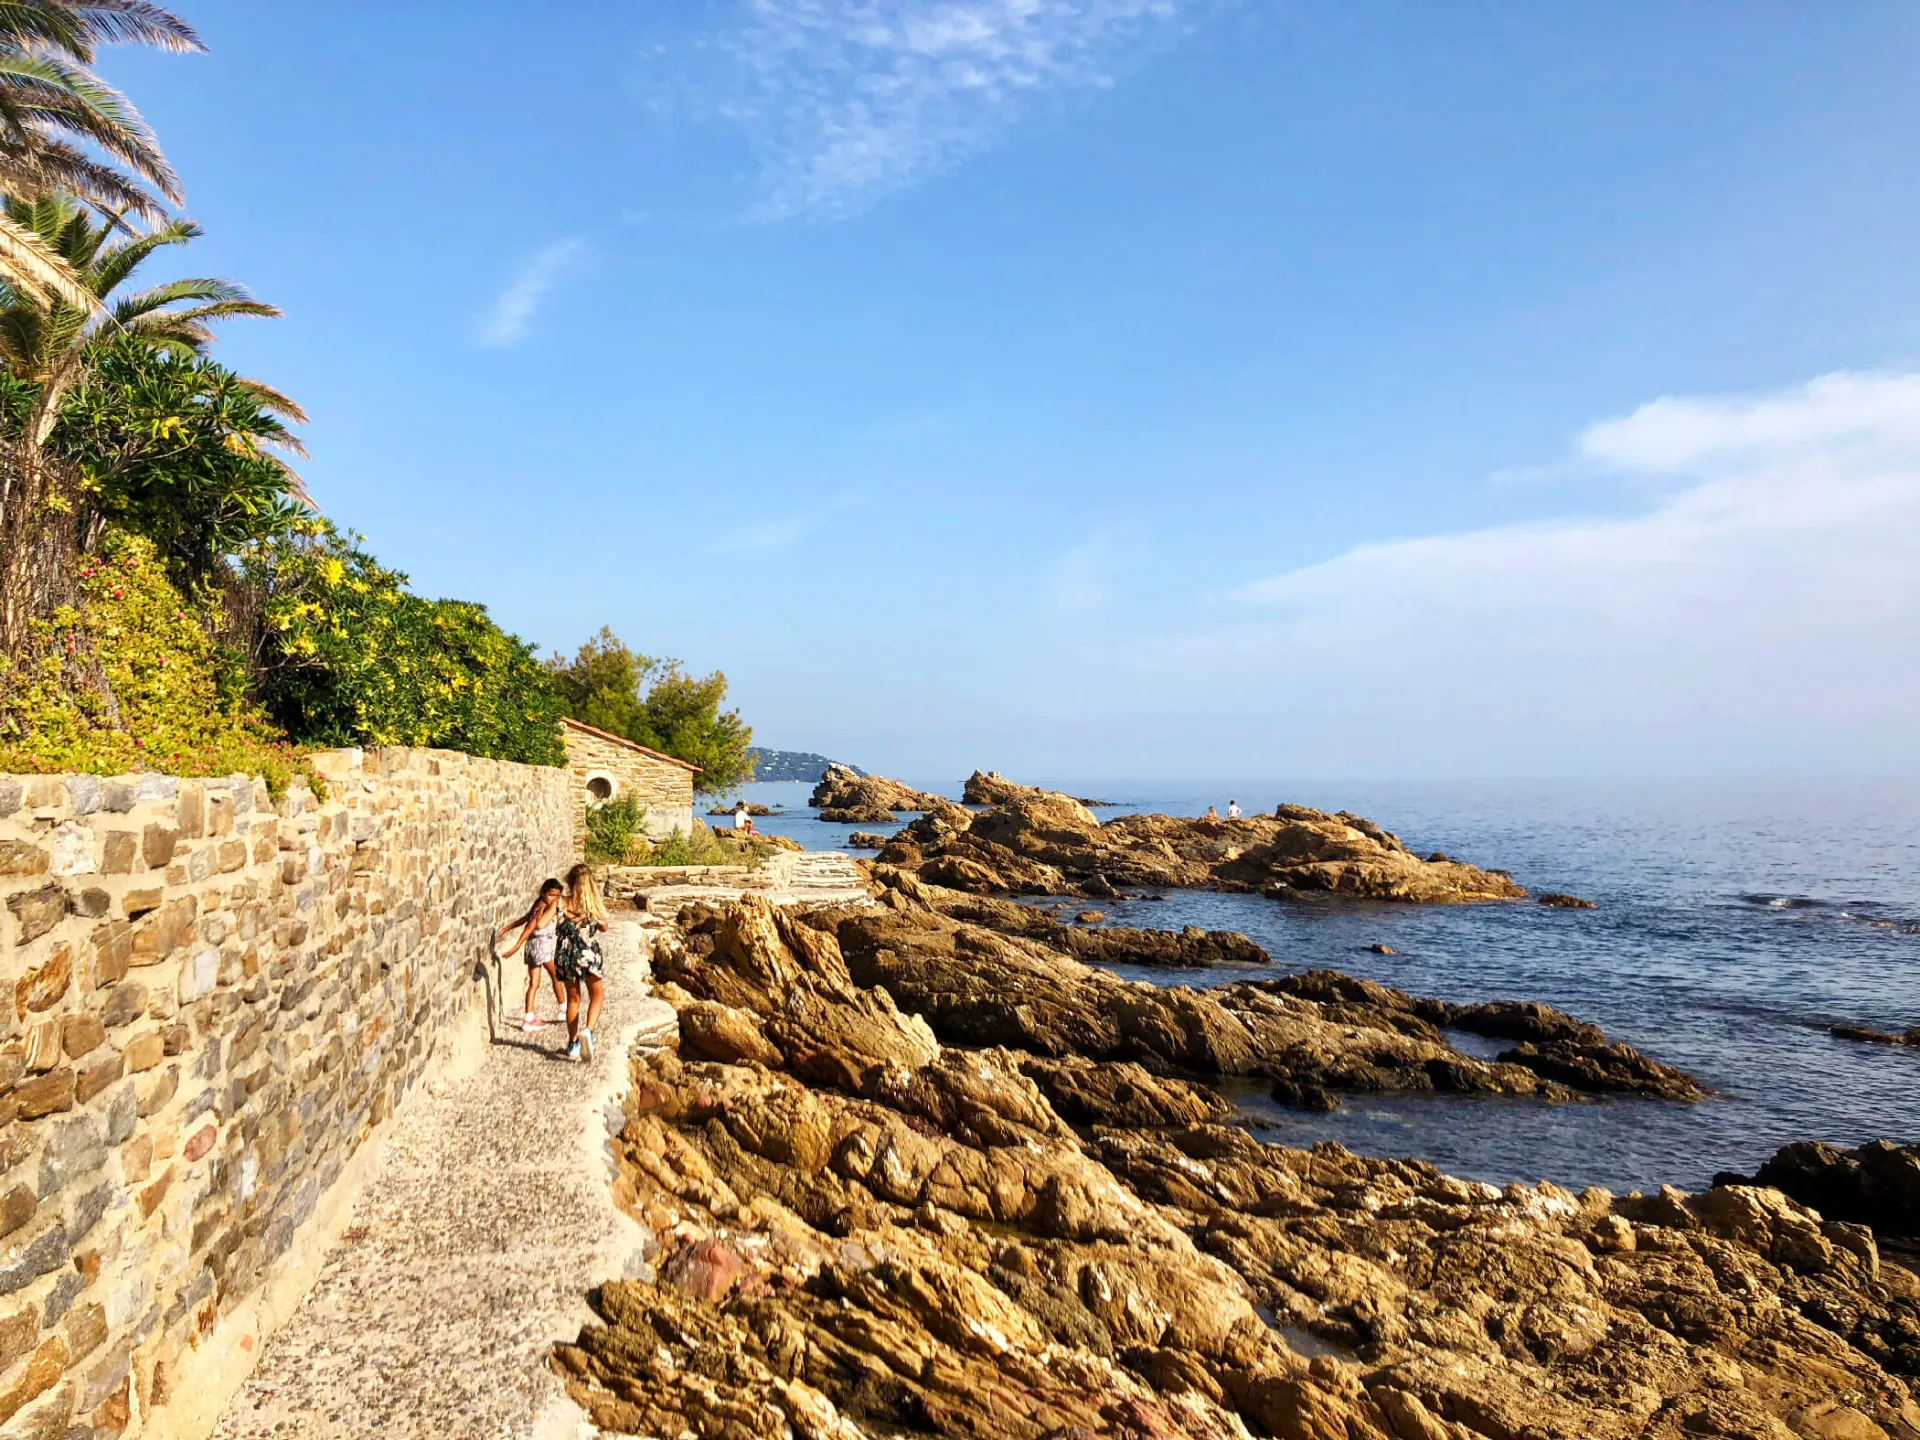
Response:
[1227,800,1242,819]
[557,863,609,1062]
[496,878,566,1032]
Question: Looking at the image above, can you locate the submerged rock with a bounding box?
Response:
[556,895,1920,1440]
[1537,891,1597,908]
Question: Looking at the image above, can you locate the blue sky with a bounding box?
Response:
[104,1,1920,778]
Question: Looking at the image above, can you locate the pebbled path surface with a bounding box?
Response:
[213,916,676,1440]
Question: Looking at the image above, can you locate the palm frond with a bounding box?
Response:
[66,1,201,54]
[230,375,310,428]
[0,207,90,308]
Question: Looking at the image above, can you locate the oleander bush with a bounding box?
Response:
[0,530,306,793]
[239,524,566,767]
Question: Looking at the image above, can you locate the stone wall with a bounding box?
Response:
[0,747,571,1438]
[560,723,696,849]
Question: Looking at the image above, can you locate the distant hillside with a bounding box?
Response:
[748,748,866,783]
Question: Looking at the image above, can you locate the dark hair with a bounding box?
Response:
[540,877,563,893]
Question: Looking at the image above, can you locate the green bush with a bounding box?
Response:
[240,525,565,766]
[584,794,647,863]
[0,530,306,793]
[634,819,776,869]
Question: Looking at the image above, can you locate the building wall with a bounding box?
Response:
[0,747,571,1437]
[561,728,696,851]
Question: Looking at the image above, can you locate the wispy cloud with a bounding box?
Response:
[703,0,1189,222]
[1171,371,1920,770]
[477,239,586,347]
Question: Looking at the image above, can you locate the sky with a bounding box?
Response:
[99,1,1920,779]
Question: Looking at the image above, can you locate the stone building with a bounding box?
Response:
[560,718,699,851]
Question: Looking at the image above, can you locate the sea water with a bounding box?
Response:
[727,777,1919,1195]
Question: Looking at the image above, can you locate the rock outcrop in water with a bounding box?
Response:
[964,769,1114,807]
[554,895,1920,1440]
[879,787,1527,903]
[810,764,947,820]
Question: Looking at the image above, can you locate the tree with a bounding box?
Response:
[0,1,201,305]
[29,336,308,575]
[0,192,279,647]
[548,628,755,793]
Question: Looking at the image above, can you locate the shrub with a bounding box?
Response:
[634,820,776,869]
[584,795,647,864]
[0,530,306,793]
[240,525,566,766]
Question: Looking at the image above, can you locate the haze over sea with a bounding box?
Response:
[733,775,1919,1196]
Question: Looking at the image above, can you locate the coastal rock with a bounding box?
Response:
[809,763,945,815]
[963,770,1113,807]
[816,805,899,825]
[1734,1139,1920,1240]
[1833,1024,1920,1046]
[892,779,1527,904]
[846,831,889,850]
[1537,892,1597,908]
[708,802,777,816]
[556,897,1920,1440]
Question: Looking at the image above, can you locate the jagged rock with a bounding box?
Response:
[810,764,945,815]
[846,831,889,850]
[1538,892,1597,908]
[890,779,1527,904]
[1734,1139,1920,1240]
[1074,910,1105,924]
[556,899,1920,1440]
[817,805,899,824]
[963,770,1113,807]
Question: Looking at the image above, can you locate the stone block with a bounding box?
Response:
[176,784,205,841]
[62,1300,105,1362]
[14,1070,72,1121]
[65,778,100,818]
[0,842,47,879]
[140,825,178,871]
[66,1183,110,1246]
[217,841,247,874]
[6,887,67,946]
[37,1115,103,1197]
[101,780,136,814]
[0,781,19,820]
[39,1267,81,1327]
[0,1189,33,1242]
[0,1225,68,1296]
[60,1016,103,1062]
[0,1335,67,1425]
[74,1055,121,1106]
[133,775,176,804]
[103,1084,135,1146]
[122,1033,162,1077]
[47,826,94,879]
[98,982,143,1032]
[0,1307,34,1368]
[71,888,108,919]
[121,889,162,920]
[14,946,72,1018]
[99,833,137,876]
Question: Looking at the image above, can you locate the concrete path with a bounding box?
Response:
[212,916,676,1440]
[629,849,873,914]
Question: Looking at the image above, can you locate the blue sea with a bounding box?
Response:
[726,777,1920,1196]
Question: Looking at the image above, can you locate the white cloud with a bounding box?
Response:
[1196,372,1920,772]
[477,239,586,347]
[706,0,1187,221]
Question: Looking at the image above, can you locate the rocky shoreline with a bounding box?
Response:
[552,888,1919,1439]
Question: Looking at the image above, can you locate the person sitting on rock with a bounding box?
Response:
[733,801,756,836]
[1204,805,1219,820]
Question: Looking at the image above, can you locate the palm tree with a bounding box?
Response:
[0,190,278,643]
[0,2,202,305]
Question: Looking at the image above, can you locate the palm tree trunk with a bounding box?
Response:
[0,369,80,658]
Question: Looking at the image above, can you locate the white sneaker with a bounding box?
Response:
[566,1041,581,1062]
[580,1029,594,1062]
[522,1014,546,1032]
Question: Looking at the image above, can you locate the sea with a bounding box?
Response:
[724,777,1919,1196]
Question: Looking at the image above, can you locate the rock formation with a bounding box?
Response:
[964,769,1113,807]
[878,787,1527,903]
[554,895,1920,1440]
[811,764,948,818]
[1725,1140,1920,1242]
[1833,1024,1920,1046]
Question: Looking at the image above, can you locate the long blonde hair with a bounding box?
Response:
[564,863,607,926]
